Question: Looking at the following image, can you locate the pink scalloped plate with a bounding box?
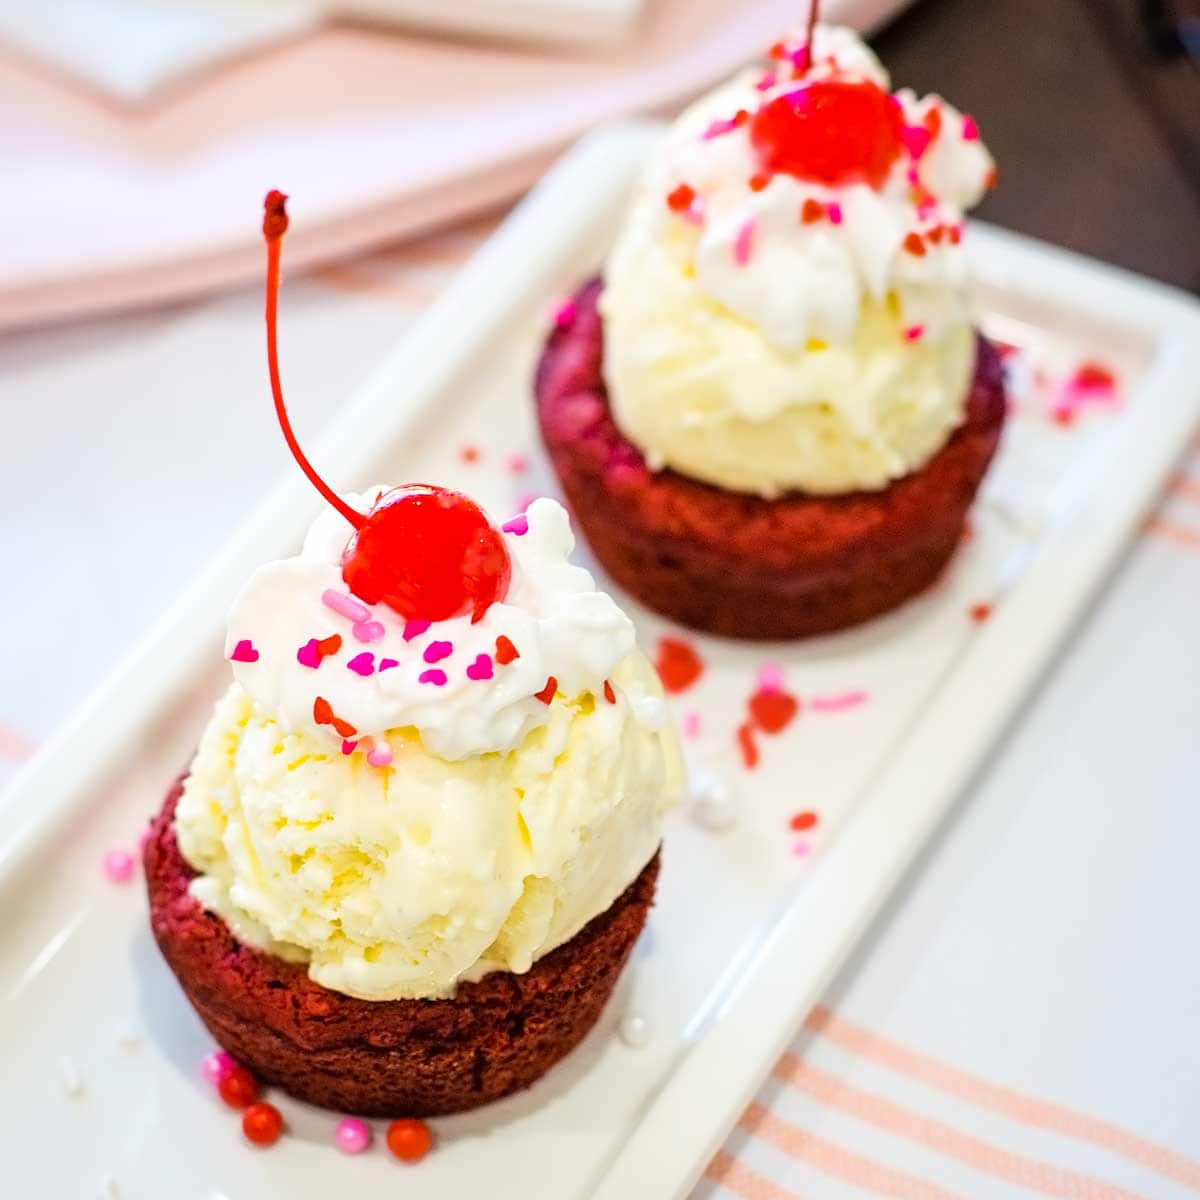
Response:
[0,0,910,333]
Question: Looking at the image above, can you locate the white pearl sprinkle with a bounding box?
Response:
[689,774,737,832]
[633,696,667,730]
[618,1012,651,1049]
[58,1054,83,1098]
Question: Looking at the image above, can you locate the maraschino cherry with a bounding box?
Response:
[750,79,903,189]
[262,191,510,623]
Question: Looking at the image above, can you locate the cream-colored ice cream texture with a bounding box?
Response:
[601,24,996,497]
[175,494,682,1001]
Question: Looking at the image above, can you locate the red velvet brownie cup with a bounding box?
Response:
[535,24,1005,639]
[146,194,682,1117]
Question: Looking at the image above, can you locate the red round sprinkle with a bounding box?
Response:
[789,810,818,832]
[969,602,992,623]
[666,183,696,213]
[460,445,480,464]
[928,225,946,245]
[218,1066,259,1109]
[903,232,927,256]
[749,689,799,734]
[387,1118,433,1163]
[242,1102,283,1146]
[800,198,825,224]
[732,109,750,127]
[749,173,771,192]
[655,637,704,695]
[949,225,963,244]
[1073,361,1116,390]
[767,40,787,59]
[342,486,511,624]
[750,79,904,189]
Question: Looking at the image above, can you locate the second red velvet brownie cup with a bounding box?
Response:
[146,195,682,1117]
[536,24,1006,639]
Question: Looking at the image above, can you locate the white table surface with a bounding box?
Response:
[3,215,1199,1199]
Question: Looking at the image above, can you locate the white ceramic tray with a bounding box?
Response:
[2,123,1198,1199]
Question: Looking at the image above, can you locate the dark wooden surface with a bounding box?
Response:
[873,0,1200,291]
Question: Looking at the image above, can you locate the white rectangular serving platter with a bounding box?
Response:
[2,122,1199,1199]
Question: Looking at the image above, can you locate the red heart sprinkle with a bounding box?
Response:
[749,689,799,735]
[495,635,519,665]
[313,696,357,739]
[655,637,704,694]
[801,198,825,224]
[534,676,557,705]
[317,634,342,659]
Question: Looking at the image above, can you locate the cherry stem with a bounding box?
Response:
[263,190,366,531]
[801,0,820,74]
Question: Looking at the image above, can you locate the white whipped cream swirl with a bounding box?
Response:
[226,493,636,760]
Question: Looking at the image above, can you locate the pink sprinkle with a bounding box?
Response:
[466,654,494,681]
[297,638,322,669]
[403,619,431,642]
[733,218,758,267]
[791,840,812,858]
[424,641,452,663]
[906,164,920,185]
[366,741,393,768]
[811,690,868,714]
[322,589,370,623]
[702,115,741,140]
[503,514,529,536]
[335,1117,372,1155]
[962,114,980,141]
[901,124,932,161]
[506,453,530,475]
[553,298,577,329]
[756,664,784,694]
[680,199,706,227]
[201,1050,236,1087]
[682,710,702,740]
[352,620,385,644]
[341,739,358,755]
[826,202,844,225]
[229,639,259,664]
[347,652,375,676]
[904,325,925,342]
[419,669,447,686]
[755,71,778,91]
[379,658,399,671]
[103,849,135,884]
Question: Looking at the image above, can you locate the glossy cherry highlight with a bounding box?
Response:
[261,192,511,623]
[750,79,903,189]
[342,486,511,623]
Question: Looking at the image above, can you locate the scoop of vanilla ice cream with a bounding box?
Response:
[601,25,994,498]
[177,651,681,1001]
